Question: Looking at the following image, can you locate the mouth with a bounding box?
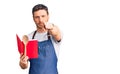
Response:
[36,23,45,28]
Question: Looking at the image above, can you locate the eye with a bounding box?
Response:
[34,16,39,19]
[41,15,45,17]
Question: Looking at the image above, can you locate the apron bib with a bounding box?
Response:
[29,31,58,74]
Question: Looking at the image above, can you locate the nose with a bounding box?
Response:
[38,17,43,22]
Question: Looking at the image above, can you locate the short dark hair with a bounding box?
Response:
[32,4,49,15]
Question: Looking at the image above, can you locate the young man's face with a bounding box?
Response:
[33,9,49,29]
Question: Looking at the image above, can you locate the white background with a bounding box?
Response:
[0,0,120,74]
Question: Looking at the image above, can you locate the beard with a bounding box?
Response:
[36,23,45,29]
[37,25,42,29]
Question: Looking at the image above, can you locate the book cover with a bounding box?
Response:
[16,34,38,59]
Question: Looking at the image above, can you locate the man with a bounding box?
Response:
[19,4,62,74]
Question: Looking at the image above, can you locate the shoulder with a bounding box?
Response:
[27,31,36,40]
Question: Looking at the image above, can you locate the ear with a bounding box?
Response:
[33,16,36,22]
[33,16,34,20]
[47,15,49,21]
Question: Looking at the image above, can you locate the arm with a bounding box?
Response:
[19,53,28,69]
[49,25,61,42]
[45,23,62,42]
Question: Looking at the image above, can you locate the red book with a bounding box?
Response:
[16,34,38,59]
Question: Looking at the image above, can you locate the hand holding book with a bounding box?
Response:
[16,34,38,59]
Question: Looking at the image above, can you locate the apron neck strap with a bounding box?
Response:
[47,32,51,39]
[32,30,37,39]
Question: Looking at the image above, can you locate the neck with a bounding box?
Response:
[37,28,47,33]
